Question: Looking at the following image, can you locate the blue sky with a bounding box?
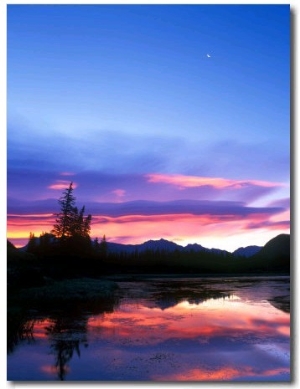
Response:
[7,4,290,250]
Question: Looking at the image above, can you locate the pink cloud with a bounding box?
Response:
[92,212,273,226]
[111,189,126,202]
[146,173,285,190]
[59,172,75,176]
[48,180,78,190]
[7,213,53,218]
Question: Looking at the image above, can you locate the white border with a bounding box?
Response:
[2,1,298,388]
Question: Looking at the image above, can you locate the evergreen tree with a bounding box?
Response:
[93,237,100,250]
[52,182,77,241]
[83,213,92,238]
[51,182,92,255]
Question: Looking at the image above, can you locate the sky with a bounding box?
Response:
[6,3,290,251]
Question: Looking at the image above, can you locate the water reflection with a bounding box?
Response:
[7,293,119,380]
[45,315,89,380]
[7,313,35,354]
[86,294,289,381]
[151,279,232,309]
[7,277,290,381]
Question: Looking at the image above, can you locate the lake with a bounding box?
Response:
[7,276,290,381]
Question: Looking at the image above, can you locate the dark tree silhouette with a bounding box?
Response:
[51,182,92,256]
[100,235,107,258]
[52,182,77,241]
[26,232,37,254]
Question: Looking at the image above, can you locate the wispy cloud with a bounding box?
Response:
[48,180,78,190]
[111,189,126,202]
[60,172,76,176]
[146,173,285,190]
[7,198,285,218]
[245,220,290,230]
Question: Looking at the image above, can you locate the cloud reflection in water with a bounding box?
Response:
[84,291,289,381]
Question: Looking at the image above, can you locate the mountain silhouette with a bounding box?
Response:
[18,235,288,260]
[247,234,290,273]
[233,245,262,258]
[105,238,230,255]
[11,233,290,276]
[252,233,290,260]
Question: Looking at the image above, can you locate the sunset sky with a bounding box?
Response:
[7,4,290,251]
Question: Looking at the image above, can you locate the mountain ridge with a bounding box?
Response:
[105,238,261,257]
[11,234,290,277]
[17,234,290,260]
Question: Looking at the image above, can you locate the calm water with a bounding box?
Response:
[7,276,290,381]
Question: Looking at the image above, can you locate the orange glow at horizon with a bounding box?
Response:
[91,212,289,250]
[7,209,290,250]
[7,213,55,246]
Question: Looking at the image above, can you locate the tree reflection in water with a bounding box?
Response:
[7,312,36,354]
[45,315,88,380]
[43,293,119,380]
[8,291,119,380]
